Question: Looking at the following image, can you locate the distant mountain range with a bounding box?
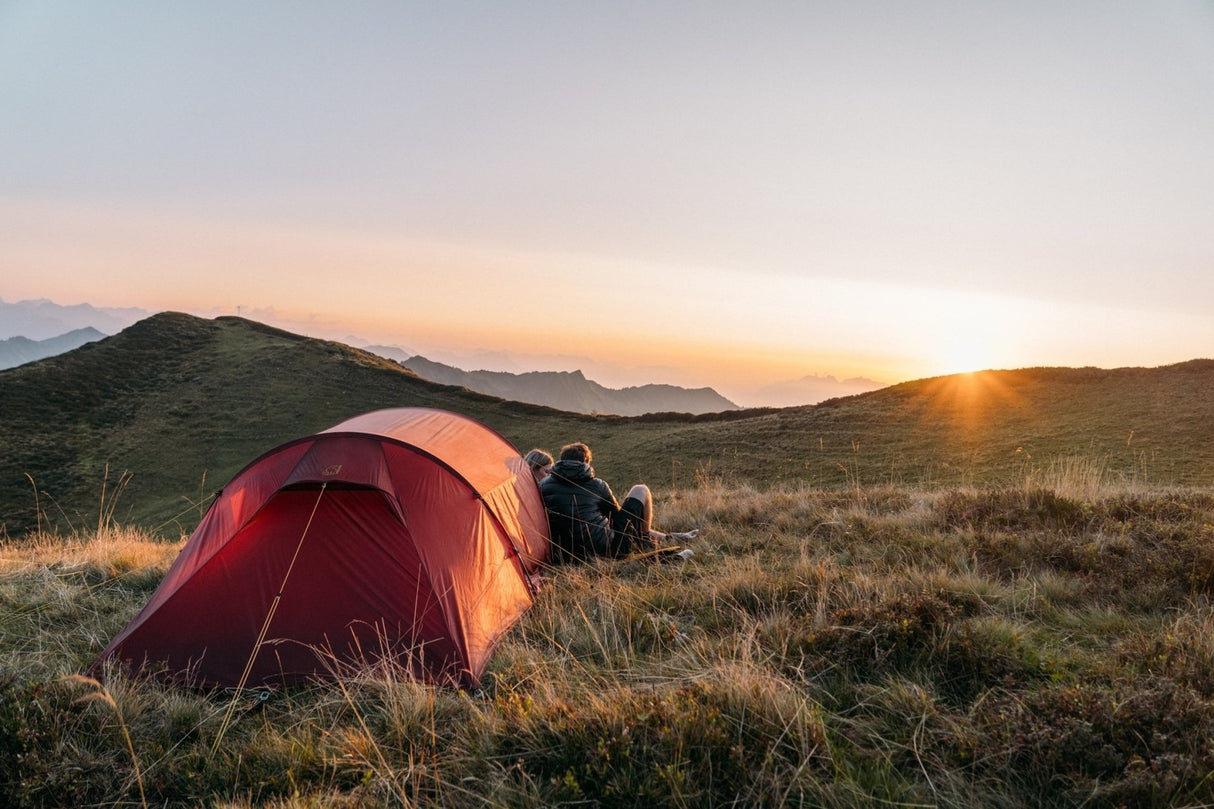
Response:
[0,327,107,370]
[1,298,737,415]
[0,297,146,340]
[395,355,738,416]
[754,373,884,408]
[2,297,888,408]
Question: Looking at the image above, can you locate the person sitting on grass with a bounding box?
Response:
[539,441,698,563]
[524,448,553,485]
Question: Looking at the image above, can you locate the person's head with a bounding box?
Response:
[559,442,592,464]
[524,448,553,482]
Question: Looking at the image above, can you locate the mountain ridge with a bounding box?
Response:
[0,297,146,340]
[0,327,107,370]
[1,297,767,410]
[754,372,884,408]
[1,312,1209,536]
[398,354,738,416]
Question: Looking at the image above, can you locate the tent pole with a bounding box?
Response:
[210,482,328,758]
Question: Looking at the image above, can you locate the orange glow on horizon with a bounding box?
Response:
[916,370,1029,438]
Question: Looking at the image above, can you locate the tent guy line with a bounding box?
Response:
[211,481,328,758]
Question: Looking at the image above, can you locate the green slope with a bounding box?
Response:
[0,313,607,534]
[1,312,1210,536]
[644,362,1214,490]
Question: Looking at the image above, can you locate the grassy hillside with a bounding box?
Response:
[4,482,1214,807]
[1,312,1210,536]
[0,313,600,534]
[646,362,1214,490]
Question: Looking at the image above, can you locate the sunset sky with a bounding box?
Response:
[2,2,1212,406]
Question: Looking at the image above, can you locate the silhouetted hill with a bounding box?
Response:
[0,327,106,370]
[400,355,738,416]
[1,313,1210,536]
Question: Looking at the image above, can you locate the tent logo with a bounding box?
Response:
[322,464,342,476]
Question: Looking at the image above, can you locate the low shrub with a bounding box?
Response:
[969,678,1214,808]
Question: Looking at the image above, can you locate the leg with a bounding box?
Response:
[624,484,652,523]
[611,484,654,555]
[635,481,698,544]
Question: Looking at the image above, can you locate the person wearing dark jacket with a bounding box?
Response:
[539,442,698,563]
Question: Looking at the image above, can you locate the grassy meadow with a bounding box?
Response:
[5,469,1214,808]
[3,316,1212,805]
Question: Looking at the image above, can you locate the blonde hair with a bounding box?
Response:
[524,449,553,470]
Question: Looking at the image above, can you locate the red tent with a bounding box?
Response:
[96,407,550,689]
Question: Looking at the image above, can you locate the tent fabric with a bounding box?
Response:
[95,407,550,689]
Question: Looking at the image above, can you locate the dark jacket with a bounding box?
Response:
[540,459,620,561]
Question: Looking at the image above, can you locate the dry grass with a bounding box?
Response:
[0,526,180,679]
[4,475,1214,807]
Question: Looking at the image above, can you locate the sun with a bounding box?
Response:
[911,287,1020,378]
[938,340,996,376]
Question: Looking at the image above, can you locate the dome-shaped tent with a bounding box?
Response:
[96,407,550,689]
